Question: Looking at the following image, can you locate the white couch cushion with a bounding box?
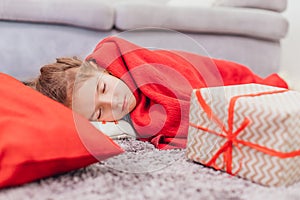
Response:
[167,0,214,7]
[0,0,114,30]
[213,0,287,13]
[115,3,288,41]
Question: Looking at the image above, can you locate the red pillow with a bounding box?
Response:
[0,73,124,188]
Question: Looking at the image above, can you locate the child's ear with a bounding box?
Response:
[88,60,107,73]
[88,60,99,69]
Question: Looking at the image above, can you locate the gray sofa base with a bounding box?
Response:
[0,21,281,80]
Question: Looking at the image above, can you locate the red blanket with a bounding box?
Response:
[87,37,288,149]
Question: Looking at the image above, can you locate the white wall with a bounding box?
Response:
[281,0,300,84]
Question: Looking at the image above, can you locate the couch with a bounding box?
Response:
[0,0,288,81]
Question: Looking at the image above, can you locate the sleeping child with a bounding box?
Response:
[24,36,288,149]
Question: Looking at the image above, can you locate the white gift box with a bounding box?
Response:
[186,84,300,186]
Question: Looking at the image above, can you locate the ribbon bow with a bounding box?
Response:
[190,88,300,175]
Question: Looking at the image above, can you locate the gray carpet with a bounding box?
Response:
[0,139,299,200]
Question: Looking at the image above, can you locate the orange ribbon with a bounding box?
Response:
[190,88,300,175]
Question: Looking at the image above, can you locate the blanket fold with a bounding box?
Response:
[87,36,288,149]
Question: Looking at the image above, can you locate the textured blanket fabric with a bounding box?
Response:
[87,37,288,149]
[1,139,299,200]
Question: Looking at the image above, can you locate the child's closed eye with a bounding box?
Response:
[102,83,106,93]
[97,109,102,120]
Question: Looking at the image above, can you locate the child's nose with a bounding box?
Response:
[99,95,112,107]
[98,90,122,110]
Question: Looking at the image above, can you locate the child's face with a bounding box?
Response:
[72,65,136,122]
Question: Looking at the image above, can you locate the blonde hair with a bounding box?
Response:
[24,57,100,108]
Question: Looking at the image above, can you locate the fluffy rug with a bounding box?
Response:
[0,139,299,200]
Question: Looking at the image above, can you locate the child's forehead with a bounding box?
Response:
[71,77,98,119]
[72,71,98,99]
[74,68,104,89]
